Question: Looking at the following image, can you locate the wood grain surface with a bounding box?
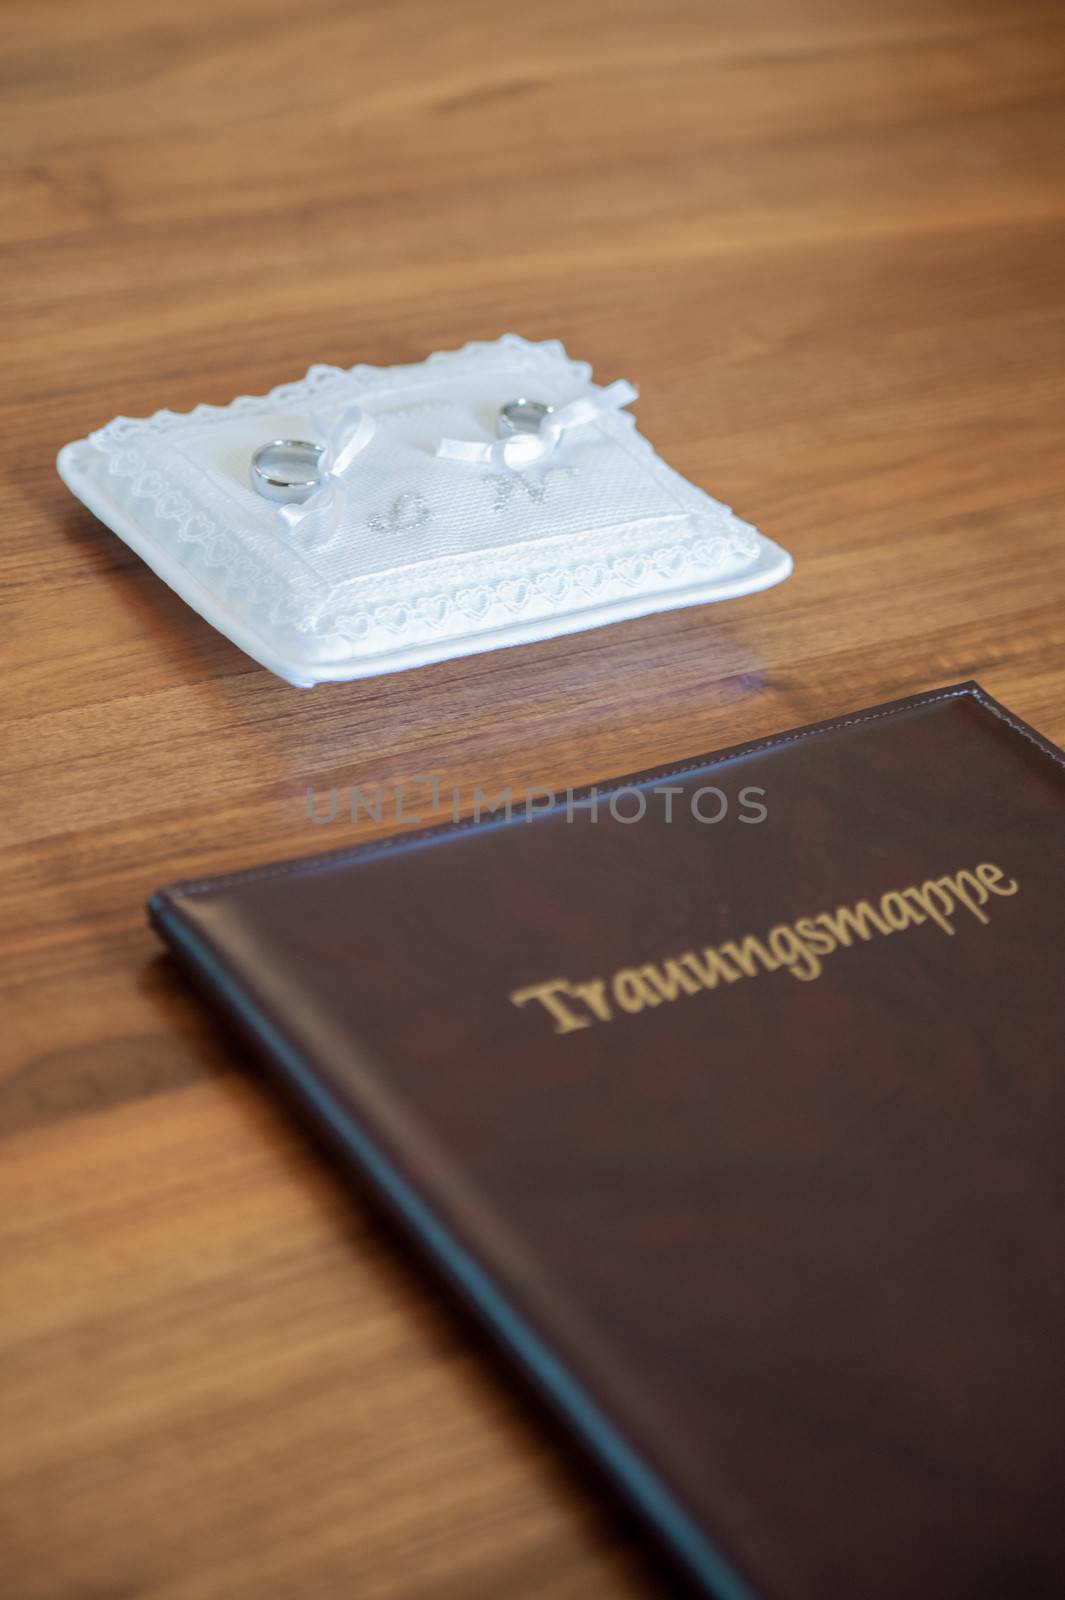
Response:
[3,2,1065,1596]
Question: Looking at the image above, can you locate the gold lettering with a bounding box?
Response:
[816,901,890,946]
[613,969,664,1013]
[680,947,741,987]
[509,979,590,1034]
[639,960,705,1001]
[794,916,837,956]
[507,860,1017,1033]
[719,936,779,978]
[939,869,990,926]
[880,890,921,931]
[903,881,956,935]
[767,923,822,982]
[976,862,1019,897]
[572,979,613,1022]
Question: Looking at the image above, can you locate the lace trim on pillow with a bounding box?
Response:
[91,336,591,446]
[319,520,759,643]
[88,335,760,647]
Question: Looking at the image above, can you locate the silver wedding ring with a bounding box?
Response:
[497,398,554,437]
[251,439,324,505]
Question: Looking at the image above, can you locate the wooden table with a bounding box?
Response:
[4,2,1065,1594]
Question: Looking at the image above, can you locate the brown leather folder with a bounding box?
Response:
[149,683,1065,1599]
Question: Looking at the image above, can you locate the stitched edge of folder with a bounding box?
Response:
[149,898,760,1600]
[155,680,1065,902]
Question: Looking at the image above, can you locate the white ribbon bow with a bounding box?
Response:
[436,379,638,471]
[278,403,377,535]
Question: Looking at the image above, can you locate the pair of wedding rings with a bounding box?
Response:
[250,399,554,505]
